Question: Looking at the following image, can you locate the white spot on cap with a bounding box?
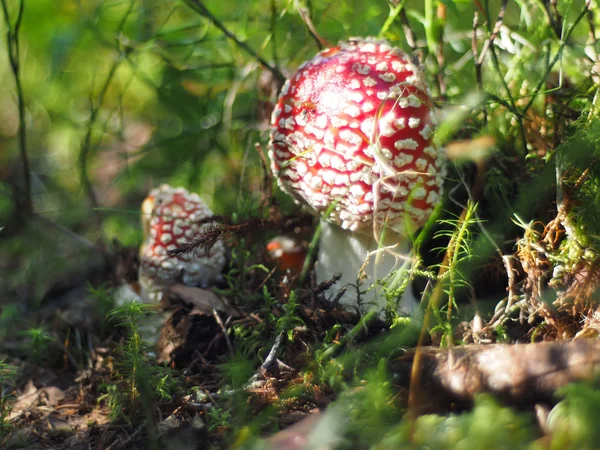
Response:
[350,184,365,197]
[322,169,337,184]
[305,124,325,139]
[350,79,361,89]
[424,146,437,158]
[415,158,428,171]
[331,117,349,127]
[394,118,406,130]
[408,118,421,129]
[275,149,291,159]
[296,161,308,176]
[419,124,434,140]
[315,115,328,129]
[426,191,439,204]
[173,221,184,235]
[336,143,352,155]
[318,152,331,167]
[410,207,426,222]
[408,95,423,108]
[378,113,397,137]
[284,104,292,113]
[353,63,371,75]
[340,129,363,146]
[324,129,336,146]
[360,118,374,137]
[376,92,388,100]
[363,77,377,87]
[394,154,414,166]
[334,173,350,185]
[162,260,175,270]
[362,102,375,113]
[359,42,376,53]
[375,61,388,71]
[348,92,364,103]
[358,202,371,213]
[285,117,296,130]
[309,175,323,190]
[331,186,349,196]
[378,72,396,83]
[330,155,345,171]
[344,105,361,117]
[394,139,419,150]
[391,60,405,72]
[160,233,172,244]
[347,169,361,181]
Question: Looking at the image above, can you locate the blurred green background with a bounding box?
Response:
[0,0,596,303]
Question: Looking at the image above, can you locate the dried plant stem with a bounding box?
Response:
[79,56,124,222]
[295,0,327,49]
[1,0,32,218]
[378,0,407,39]
[78,1,134,227]
[399,8,417,52]
[186,0,285,84]
[472,11,487,124]
[435,3,446,98]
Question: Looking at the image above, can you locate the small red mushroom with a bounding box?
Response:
[139,184,227,302]
[267,236,307,275]
[268,37,445,313]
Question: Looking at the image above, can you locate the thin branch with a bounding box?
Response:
[185,0,285,84]
[78,1,135,226]
[481,0,528,152]
[523,1,592,115]
[1,0,32,218]
[270,0,278,67]
[476,0,506,67]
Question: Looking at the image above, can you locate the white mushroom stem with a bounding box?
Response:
[315,220,419,315]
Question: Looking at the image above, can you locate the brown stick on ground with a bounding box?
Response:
[394,339,600,412]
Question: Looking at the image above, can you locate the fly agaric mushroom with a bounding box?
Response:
[139,184,227,303]
[268,37,445,313]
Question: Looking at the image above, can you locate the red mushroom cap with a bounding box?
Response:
[266,236,307,274]
[269,37,445,234]
[139,185,226,300]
